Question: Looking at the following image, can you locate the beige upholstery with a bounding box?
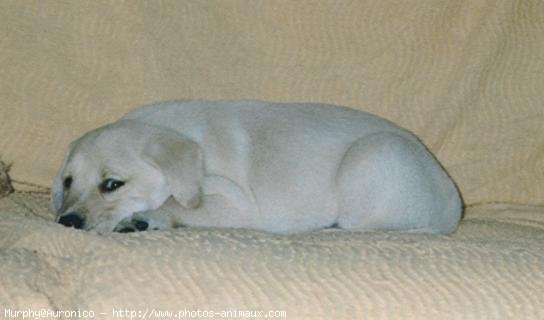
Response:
[1,194,544,319]
[1,1,543,319]
[2,1,544,205]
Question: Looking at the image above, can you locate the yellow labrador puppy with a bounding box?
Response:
[52,100,462,234]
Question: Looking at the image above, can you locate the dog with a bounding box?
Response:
[52,100,462,234]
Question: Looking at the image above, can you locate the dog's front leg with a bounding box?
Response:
[113,194,242,232]
[113,197,189,232]
[114,175,257,232]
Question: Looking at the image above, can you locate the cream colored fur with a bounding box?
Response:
[52,100,462,234]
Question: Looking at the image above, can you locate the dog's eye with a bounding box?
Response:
[63,177,73,189]
[100,178,125,193]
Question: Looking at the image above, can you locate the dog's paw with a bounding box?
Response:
[113,211,172,233]
[113,217,149,233]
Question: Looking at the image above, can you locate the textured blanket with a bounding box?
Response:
[1,192,543,319]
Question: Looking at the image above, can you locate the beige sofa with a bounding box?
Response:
[1,1,543,319]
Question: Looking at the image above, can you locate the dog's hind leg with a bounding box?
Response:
[335,132,461,234]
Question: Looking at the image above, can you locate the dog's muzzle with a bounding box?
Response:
[58,212,84,229]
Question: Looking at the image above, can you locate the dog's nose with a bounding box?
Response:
[58,213,84,229]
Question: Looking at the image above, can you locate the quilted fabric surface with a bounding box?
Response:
[1,193,543,319]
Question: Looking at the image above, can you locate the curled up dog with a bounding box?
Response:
[52,100,462,234]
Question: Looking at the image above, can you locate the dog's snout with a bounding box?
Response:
[58,213,84,229]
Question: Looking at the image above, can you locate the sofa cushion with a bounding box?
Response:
[1,192,543,319]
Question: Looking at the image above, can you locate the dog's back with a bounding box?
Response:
[121,100,461,233]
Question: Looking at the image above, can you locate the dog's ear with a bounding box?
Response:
[144,130,203,209]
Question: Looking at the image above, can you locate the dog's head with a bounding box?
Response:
[51,120,203,233]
